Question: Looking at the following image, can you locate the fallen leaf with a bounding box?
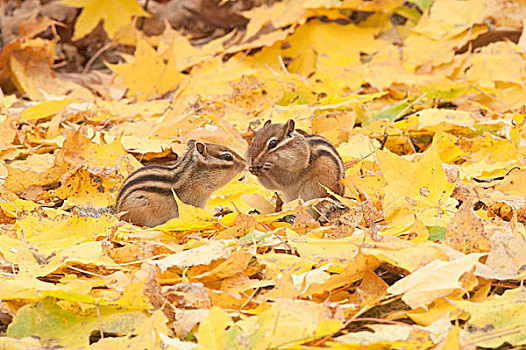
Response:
[387,253,485,309]
[155,240,231,273]
[452,287,526,348]
[62,0,148,40]
[443,201,491,254]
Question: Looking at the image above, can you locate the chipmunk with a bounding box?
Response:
[247,119,345,203]
[116,139,246,227]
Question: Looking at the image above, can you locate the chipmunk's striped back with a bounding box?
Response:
[116,150,195,209]
[304,134,345,179]
[116,140,245,227]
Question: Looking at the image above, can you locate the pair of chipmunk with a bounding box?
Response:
[116,119,345,227]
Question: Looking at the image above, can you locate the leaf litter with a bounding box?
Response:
[0,0,526,349]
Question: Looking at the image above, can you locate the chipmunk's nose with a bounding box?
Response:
[249,166,261,174]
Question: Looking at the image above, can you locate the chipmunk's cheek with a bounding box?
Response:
[262,162,272,171]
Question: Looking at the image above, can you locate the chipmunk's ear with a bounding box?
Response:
[284,119,295,137]
[264,120,272,127]
[187,139,207,156]
[195,141,207,156]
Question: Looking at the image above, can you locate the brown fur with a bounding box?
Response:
[117,140,245,227]
[247,119,344,202]
[118,191,179,227]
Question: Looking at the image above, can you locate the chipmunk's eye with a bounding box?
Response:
[268,139,278,149]
[221,153,233,161]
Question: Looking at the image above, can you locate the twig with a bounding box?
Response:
[306,304,370,347]
[66,264,107,278]
[344,150,375,168]
[103,254,170,267]
[455,24,474,52]
[349,317,428,330]
[473,86,515,113]
[258,221,292,252]
[96,301,104,340]
[465,325,525,346]
[379,126,388,150]
[395,92,426,120]
[238,286,259,312]
[277,55,290,76]
[83,42,114,74]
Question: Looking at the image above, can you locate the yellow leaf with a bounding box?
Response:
[334,316,453,349]
[257,252,313,280]
[0,276,59,301]
[49,167,121,209]
[209,180,269,213]
[237,299,343,349]
[401,108,475,132]
[0,38,92,101]
[465,41,525,89]
[477,227,526,280]
[377,149,456,225]
[402,0,486,70]
[379,210,430,242]
[241,0,306,39]
[154,240,230,273]
[361,234,448,273]
[0,336,43,349]
[95,99,171,123]
[157,25,225,71]
[288,21,383,75]
[0,116,19,150]
[356,44,418,90]
[15,207,119,256]
[426,130,466,163]
[240,193,275,215]
[62,0,148,40]
[21,98,79,121]
[180,57,240,99]
[111,279,152,310]
[5,153,62,194]
[109,36,185,99]
[5,128,134,194]
[387,253,485,309]
[192,250,253,282]
[197,306,234,350]
[288,235,362,272]
[459,132,521,179]
[403,297,462,326]
[473,83,526,113]
[337,135,378,163]
[156,194,216,231]
[452,288,526,348]
[443,201,491,254]
[301,251,377,298]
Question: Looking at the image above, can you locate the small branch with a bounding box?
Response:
[473,86,515,113]
[66,264,106,278]
[96,301,104,340]
[258,221,292,252]
[83,42,114,74]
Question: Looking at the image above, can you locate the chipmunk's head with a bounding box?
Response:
[246,119,309,176]
[188,139,246,188]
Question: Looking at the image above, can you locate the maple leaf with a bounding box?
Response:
[3,0,526,348]
[62,0,149,40]
[108,36,184,99]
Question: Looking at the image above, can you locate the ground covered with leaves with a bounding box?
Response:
[0,0,526,349]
